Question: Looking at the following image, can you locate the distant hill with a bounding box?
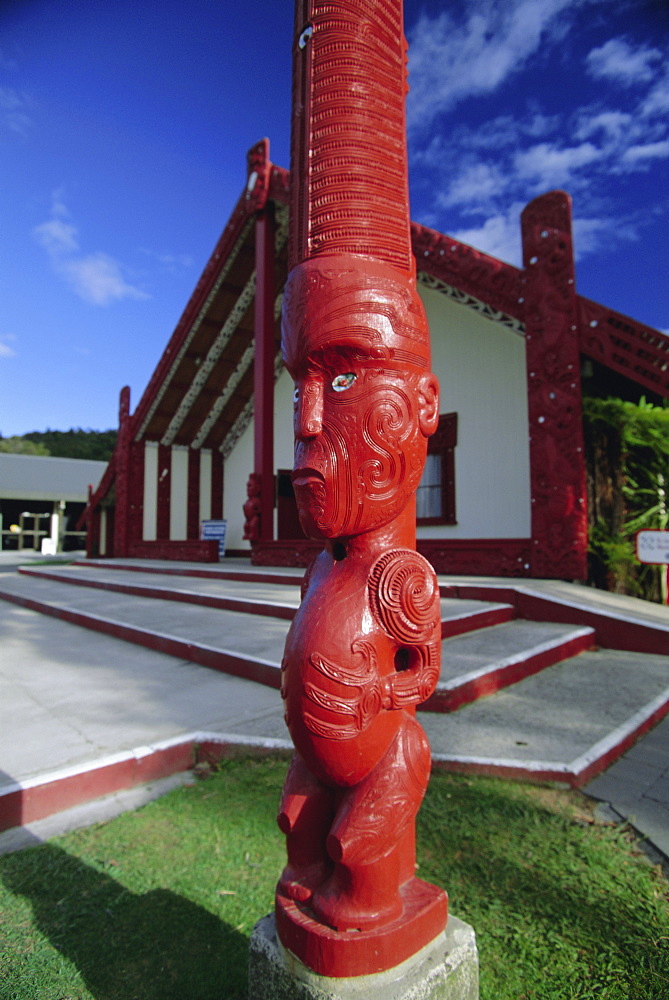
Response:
[0,429,117,462]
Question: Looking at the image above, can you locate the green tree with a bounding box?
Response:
[0,435,50,455]
[583,397,669,603]
[22,428,117,462]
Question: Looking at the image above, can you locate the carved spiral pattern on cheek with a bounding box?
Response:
[359,387,413,495]
[368,551,440,645]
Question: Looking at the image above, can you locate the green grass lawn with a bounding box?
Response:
[1,755,667,1000]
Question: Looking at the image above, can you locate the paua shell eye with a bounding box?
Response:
[331,373,356,392]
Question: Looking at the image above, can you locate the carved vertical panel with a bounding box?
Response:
[156,443,171,540]
[187,448,201,539]
[210,450,224,521]
[275,0,448,978]
[127,440,145,549]
[521,191,588,580]
[289,0,413,275]
[113,386,131,558]
[254,205,277,540]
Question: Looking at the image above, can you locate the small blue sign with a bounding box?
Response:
[201,519,227,558]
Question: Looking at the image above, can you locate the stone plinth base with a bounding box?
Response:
[248,912,479,1000]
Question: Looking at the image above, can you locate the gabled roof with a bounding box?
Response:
[88,140,668,514]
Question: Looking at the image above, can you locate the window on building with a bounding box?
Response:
[416,412,457,525]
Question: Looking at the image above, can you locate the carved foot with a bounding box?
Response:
[277,861,330,904]
[311,850,404,931]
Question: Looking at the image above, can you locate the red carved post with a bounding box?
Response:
[187,448,200,539]
[521,192,588,580]
[275,0,447,977]
[113,386,131,558]
[243,472,263,541]
[85,484,97,557]
[253,173,276,542]
[156,443,171,540]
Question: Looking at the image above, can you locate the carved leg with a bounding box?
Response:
[277,753,334,903]
[311,713,431,931]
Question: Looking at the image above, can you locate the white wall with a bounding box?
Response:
[223,368,297,550]
[169,446,189,540]
[222,292,532,545]
[224,419,253,551]
[142,442,158,541]
[199,450,212,525]
[418,285,531,539]
[99,509,107,556]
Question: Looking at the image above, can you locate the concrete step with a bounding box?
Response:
[1,566,668,842]
[0,571,514,695]
[13,563,516,642]
[0,571,290,689]
[18,564,303,621]
[424,619,595,712]
[422,646,669,786]
[75,557,306,586]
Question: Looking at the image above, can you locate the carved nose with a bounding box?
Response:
[296,384,323,439]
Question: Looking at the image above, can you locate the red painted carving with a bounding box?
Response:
[289,0,413,276]
[417,538,533,577]
[243,473,263,542]
[156,443,171,540]
[277,256,447,974]
[276,2,447,973]
[113,386,131,558]
[521,191,588,580]
[269,164,290,205]
[245,137,272,212]
[578,296,669,399]
[127,539,219,561]
[187,448,200,539]
[250,538,322,567]
[411,221,524,321]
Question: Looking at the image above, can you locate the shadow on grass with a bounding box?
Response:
[1,843,248,1000]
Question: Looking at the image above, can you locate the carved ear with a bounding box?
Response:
[417,373,440,437]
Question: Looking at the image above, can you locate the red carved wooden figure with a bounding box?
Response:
[275,0,448,978]
[242,473,263,542]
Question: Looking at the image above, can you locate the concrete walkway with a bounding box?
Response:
[0,551,667,865]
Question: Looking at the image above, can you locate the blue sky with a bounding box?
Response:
[1,0,667,436]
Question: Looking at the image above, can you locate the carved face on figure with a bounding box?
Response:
[281,255,439,540]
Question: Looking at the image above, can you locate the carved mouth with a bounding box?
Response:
[291,467,325,488]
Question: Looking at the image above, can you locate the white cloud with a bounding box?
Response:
[33,194,149,306]
[138,247,195,272]
[572,216,617,259]
[438,161,510,209]
[641,72,669,118]
[60,253,149,306]
[407,0,592,134]
[406,1,667,275]
[449,207,632,270]
[575,110,633,142]
[0,334,17,359]
[586,37,663,86]
[513,141,601,189]
[0,86,31,134]
[33,217,80,255]
[450,208,524,267]
[620,139,669,167]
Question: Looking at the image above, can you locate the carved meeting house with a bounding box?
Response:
[81,140,669,582]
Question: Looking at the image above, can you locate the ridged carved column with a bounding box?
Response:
[521,192,588,580]
[250,2,481,994]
